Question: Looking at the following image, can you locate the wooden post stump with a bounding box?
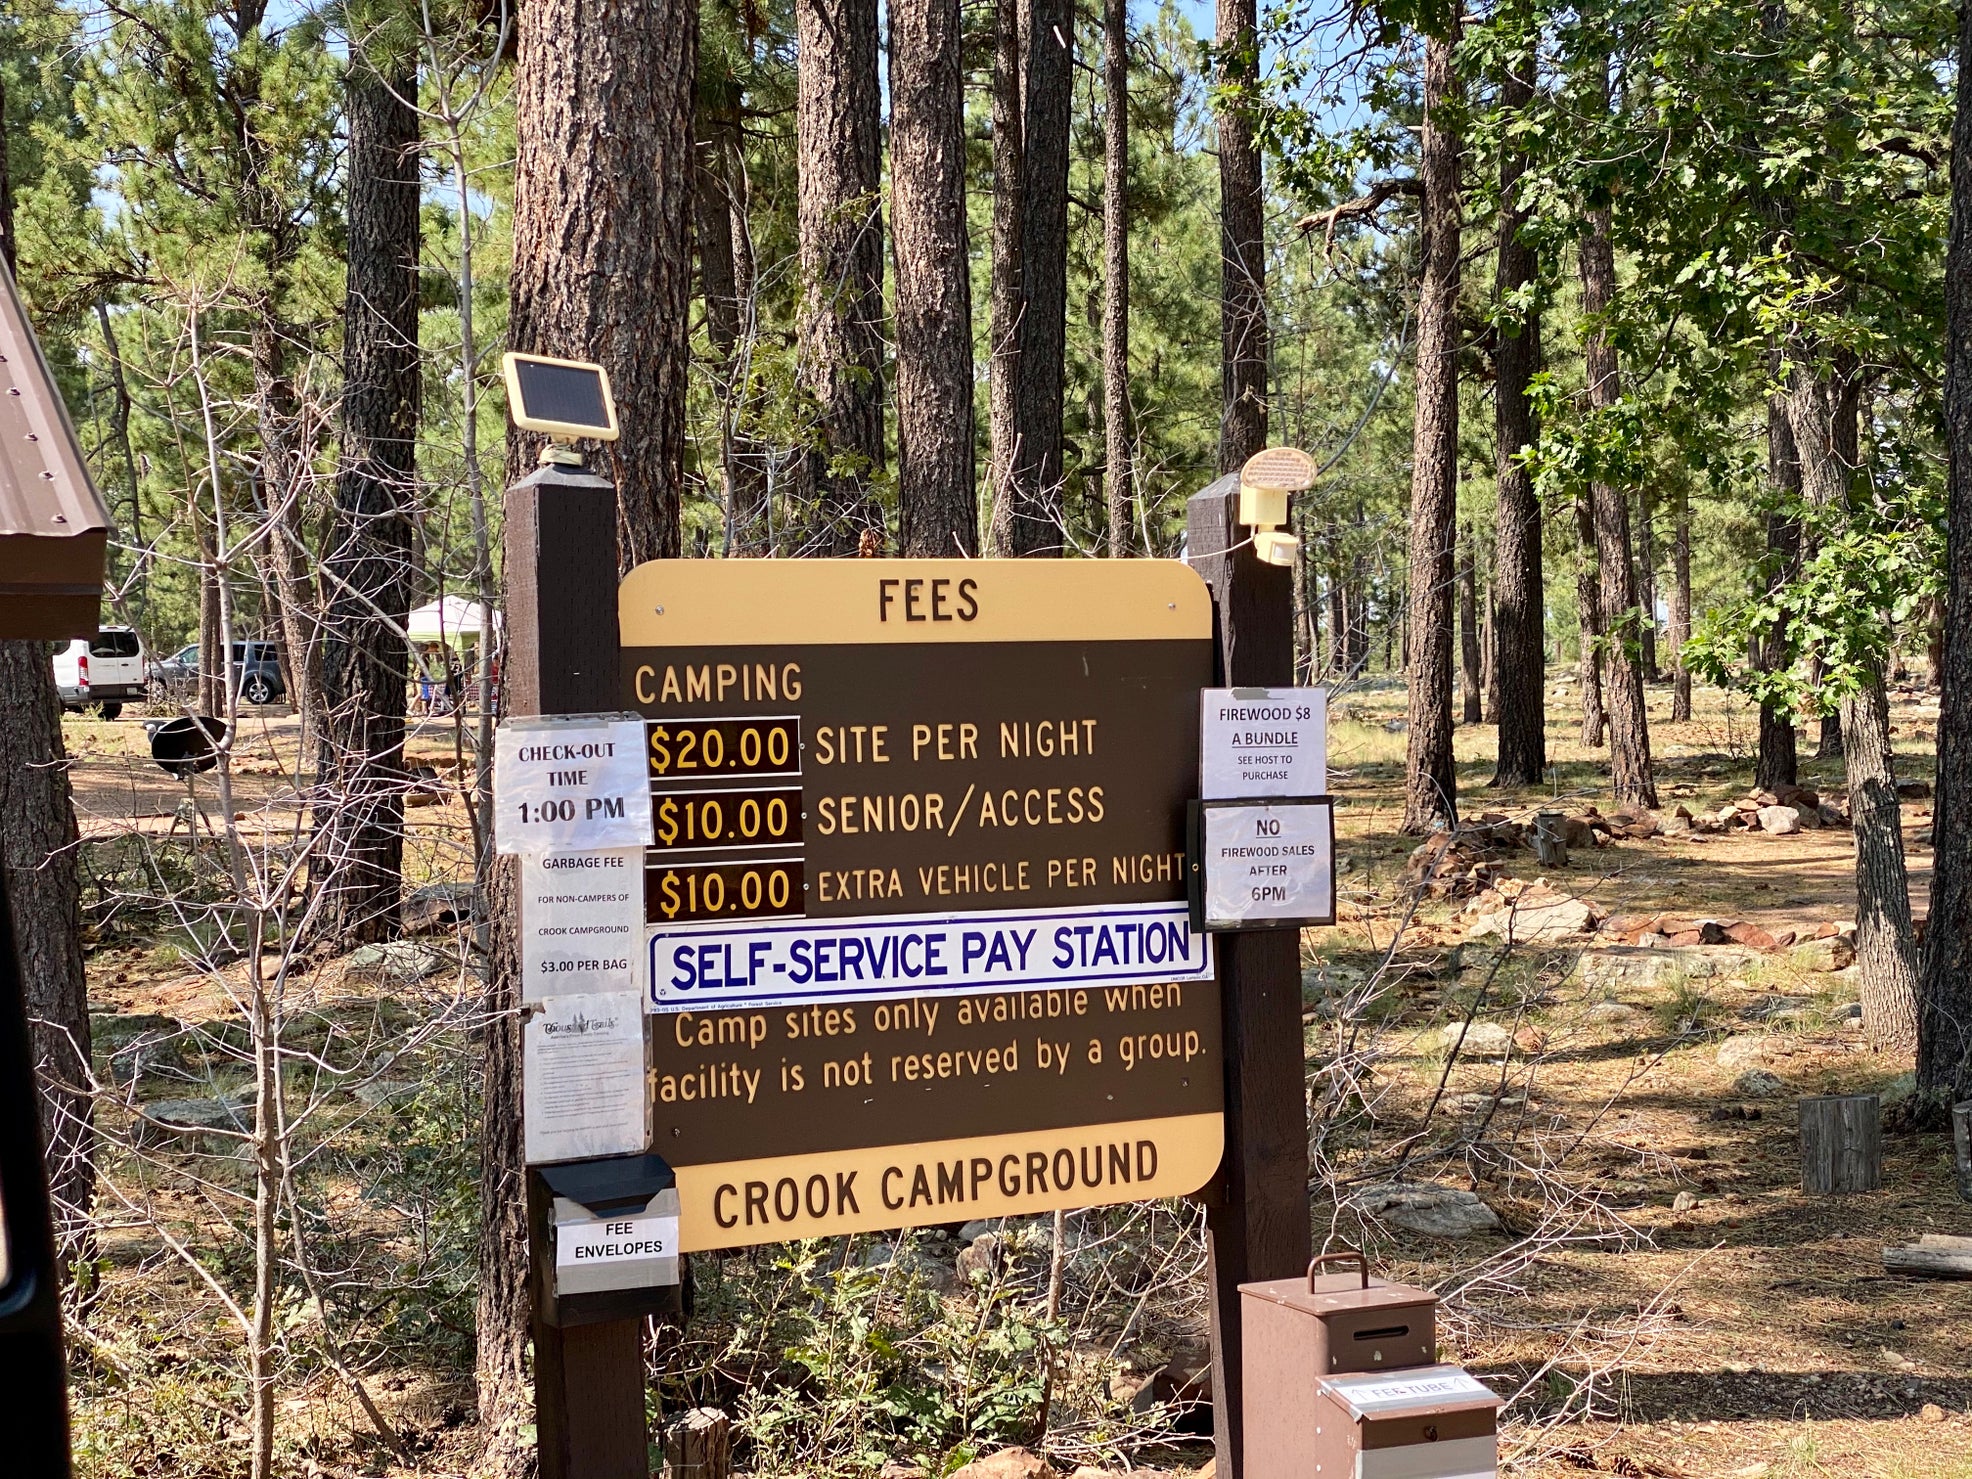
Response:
[1799,1093,1881,1194]
[1532,810,1568,869]
[1953,1101,1972,1203]
[661,1408,732,1479]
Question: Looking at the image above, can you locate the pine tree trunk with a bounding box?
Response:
[1637,483,1659,679]
[1401,30,1461,835]
[1758,393,1801,792]
[1921,0,1972,1106]
[999,0,1073,554]
[1216,0,1267,472]
[249,322,322,740]
[987,0,1024,528]
[314,57,419,948]
[697,109,746,552]
[890,0,976,556]
[721,131,772,556]
[1789,364,1919,1053]
[1670,480,1693,721]
[1574,490,1606,747]
[0,643,93,1252]
[1459,540,1482,723]
[1490,39,1542,785]
[508,0,695,568]
[486,0,698,1462]
[1839,672,1921,1053]
[0,119,93,1259]
[1482,579,1498,716]
[1102,0,1133,556]
[1579,207,1656,808]
[796,0,885,553]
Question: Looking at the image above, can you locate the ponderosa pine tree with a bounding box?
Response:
[1579,199,1656,809]
[1756,392,1801,793]
[1401,27,1461,833]
[1102,0,1132,555]
[995,0,1073,554]
[796,0,884,553]
[889,0,975,555]
[313,31,419,948]
[1216,0,1267,471]
[1490,27,1545,786]
[0,11,92,1258]
[1920,0,1972,1110]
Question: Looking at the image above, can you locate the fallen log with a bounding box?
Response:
[1882,1234,1972,1280]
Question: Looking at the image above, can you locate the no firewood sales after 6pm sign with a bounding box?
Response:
[618,560,1224,1252]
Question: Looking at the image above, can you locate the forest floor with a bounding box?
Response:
[56,672,1972,1478]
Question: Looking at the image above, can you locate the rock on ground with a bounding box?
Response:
[346,940,452,982]
[1435,1021,1515,1058]
[1757,805,1802,835]
[1348,1181,1502,1238]
[1466,893,1597,943]
[1734,1068,1786,1098]
[131,1094,251,1148]
[950,1449,1056,1479]
[1717,1035,1801,1071]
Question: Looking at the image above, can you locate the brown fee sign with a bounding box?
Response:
[619,559,1225,1250]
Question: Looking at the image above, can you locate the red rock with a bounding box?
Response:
[1723,922,1778,950]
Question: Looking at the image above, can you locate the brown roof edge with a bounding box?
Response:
[0,257,112,639]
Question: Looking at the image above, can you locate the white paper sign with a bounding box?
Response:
[1200,799,1334,928]
[556,1210,680,1272]
[521,848,644,1003]
[494,714,653,855]
[523,990,648,1164]
[1200,687,1327,799]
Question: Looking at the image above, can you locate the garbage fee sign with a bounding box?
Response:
[620,559,1225,1250]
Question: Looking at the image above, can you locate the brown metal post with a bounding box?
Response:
[502,463,650,1479]
[1187,474,1312,1477]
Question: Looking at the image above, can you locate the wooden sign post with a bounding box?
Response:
[1187,473,1313,1478]
[502,461,652,1479]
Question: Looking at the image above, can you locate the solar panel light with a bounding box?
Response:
[502,352,620,466]
[1239,445,1315,567]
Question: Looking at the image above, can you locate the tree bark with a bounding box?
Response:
[249,321,322,740]
[1579,207,1656,809]
[1459,538,1482,723]
[1400,30,1461,834]
[508,0,696,569]
[987,0,1024,527]
[314,56,419,948]
[1216,0,1267,472]
[0,643,93,1253]
[796,0,885,553]
[1102,0,1133,556]
[1758,392,1801,792]
[1670,478,1693,721]
[1789,365,1918,1054]
[996,0,1073,555]
[696,105,757,554]
[889,0,976,556]
[1922,0,1972,1106]
[1491,42,1544,785]
[1575,490,1605,747]
[1637,483,1659,679]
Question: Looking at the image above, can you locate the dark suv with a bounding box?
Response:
[148,640,287,706]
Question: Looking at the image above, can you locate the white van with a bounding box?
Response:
[51,626,147,718]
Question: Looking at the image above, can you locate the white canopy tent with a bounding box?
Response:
[406,596,499,647]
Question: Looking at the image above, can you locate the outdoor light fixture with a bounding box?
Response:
[1239,445,1316,567]
[502,351,620,466]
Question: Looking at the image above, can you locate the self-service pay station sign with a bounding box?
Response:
[621,560,1225,1252]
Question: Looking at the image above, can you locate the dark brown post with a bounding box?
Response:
[501,462,649,1479]
[1187,474,1311,1477]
